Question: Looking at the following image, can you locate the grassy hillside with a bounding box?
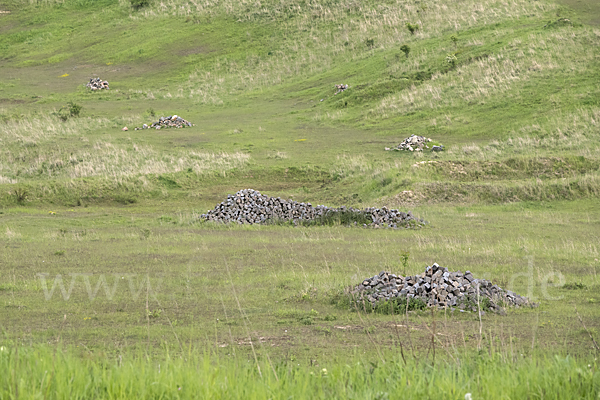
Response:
[1,0,599,397]
[0,0,599,208]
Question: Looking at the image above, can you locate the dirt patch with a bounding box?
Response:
[333,325,364,331]
[0,98,29,104]
[231,335,292,347]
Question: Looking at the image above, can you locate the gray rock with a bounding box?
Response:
[135,115,193,130]
[201,189,426,229]
[351,263,537,314]
[387,134,437,152]
[86,77,110,91]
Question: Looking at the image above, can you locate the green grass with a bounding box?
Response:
[1,0,600,395]
[1,200,599,359]
[0,345,598,399]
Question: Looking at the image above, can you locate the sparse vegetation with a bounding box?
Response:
[563,282,587,290]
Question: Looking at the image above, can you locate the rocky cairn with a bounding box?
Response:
[352,263,534,314]
[201,189,425,228]
[133,115,193,130]
[86,78,109,90]
[386,134,441,152]
[335,84,349,94]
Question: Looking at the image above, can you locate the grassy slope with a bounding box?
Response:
[1,0,599,207]
[0,0,600,396]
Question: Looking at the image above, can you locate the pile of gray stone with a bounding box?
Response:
[133,115,193,130]
[86,78,109,90]
[352,263,534,314]
[335,84,349,94]
[201,189,425,228]
[386,134,434,152]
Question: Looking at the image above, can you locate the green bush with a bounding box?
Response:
[130,0,150,10]
[445,53,457,68]
[55,102,82,121]
[406,23,419,35]
[68,102,82,117]
[400,44,410,58]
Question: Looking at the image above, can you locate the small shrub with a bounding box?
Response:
[55,107,70,122]
[12,187,28,204]
[130,0,150,9]
[406,23,419,35]
[562,282,586,290]
[365,38,375,49]
[450,35,458,48]
[400,251,410,276]
[400,44,410,58]
[68,102,82,117]
[445,53,457,68]
[55,102,82,121]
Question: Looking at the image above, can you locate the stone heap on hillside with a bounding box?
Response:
[386,134,433,152]
[335,84,349,94]
[352,263,535,314]
[201,189,425,228]
[86,78,109,90]
[133,115,193,130]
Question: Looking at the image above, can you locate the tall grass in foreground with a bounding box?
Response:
[0,345,597,399]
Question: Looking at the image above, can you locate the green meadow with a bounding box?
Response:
[0,0,599,397]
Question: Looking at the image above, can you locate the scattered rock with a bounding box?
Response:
[201,189,426,228]
[86,77,109,91]
[351,263,536,313]
[334,84,349,94]
[386,134,436,152]
[122,127,128,131]
[431,145,444,152]
[133,115,193,130]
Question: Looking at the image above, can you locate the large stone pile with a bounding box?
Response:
[386,134,433,152]
[133,115,193,130]
[352,263,534,314]
[86,78,109,90]
[201,189,425,228]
